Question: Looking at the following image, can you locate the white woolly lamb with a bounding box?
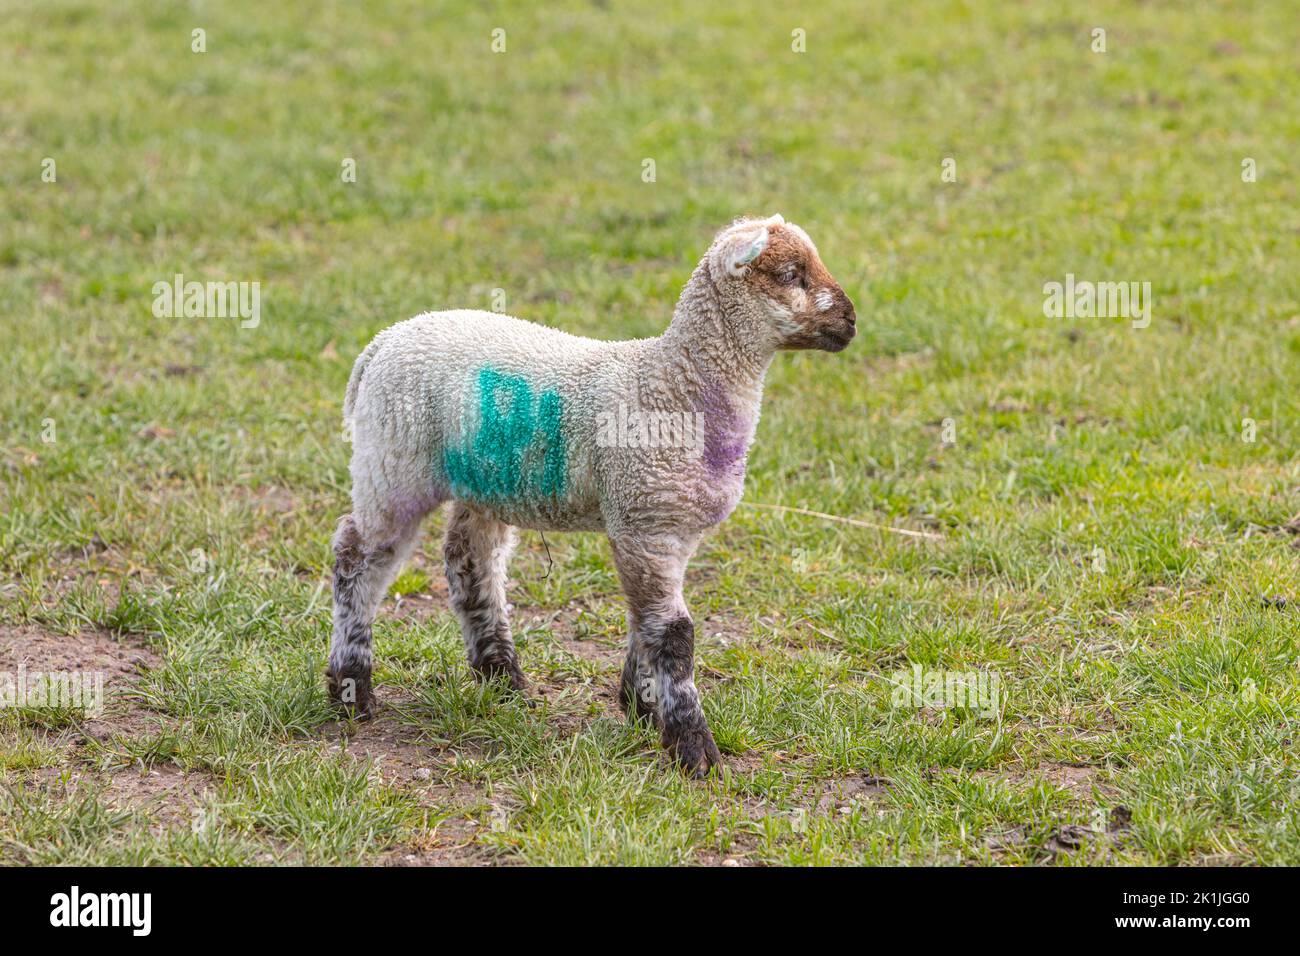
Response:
[328,214,856,775]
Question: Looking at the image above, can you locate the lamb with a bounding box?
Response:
[328,214,857,776]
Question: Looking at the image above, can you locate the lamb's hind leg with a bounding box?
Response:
[327,493,433,719]
[444,501,529,692]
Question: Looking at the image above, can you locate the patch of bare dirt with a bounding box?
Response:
[1037,762,1108,798]
[98,763,215,827]
[974,762,1130,861]
[692,847,757,867]
[1041,805,1133,858]
[0,624,159,691]
[385,587,448,622]
[690,768,896,866]
[320,688,458,791]
[1,624,219,827]
[381,821,500,867]
[318,686,500,865]
[813,773,892,813]
[29,556,128,609]
[548,629,622,665]
[380,548,449,621]
[733,766,893,818]
[976,760,1114,801]
[697,609,752,647]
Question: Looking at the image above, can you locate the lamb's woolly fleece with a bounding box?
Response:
[343,215,840,545]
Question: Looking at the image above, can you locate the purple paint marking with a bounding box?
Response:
[390,484,447,528]
[696,384,752,477]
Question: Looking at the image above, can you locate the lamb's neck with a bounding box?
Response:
[629,270,774,483]
[653,269,773,415]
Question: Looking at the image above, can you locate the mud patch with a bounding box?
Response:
[978,763,1128,861]
[813,773,892,813]
[512,599,626,719]
[385,560,450,622]
[1038,762,1108,798]
[26,559,127,615]
[1042,805,1133,858]
[98,762,214,827]
[0,624,168,759]
[0,624,159,706]
[0,625,221,835]
[979,760,1114,801]
[321,687,460,790]
[319,686,499,865]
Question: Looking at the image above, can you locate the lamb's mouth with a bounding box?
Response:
[817,327,856,352]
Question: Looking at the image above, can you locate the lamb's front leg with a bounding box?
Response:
[611,533,721,778]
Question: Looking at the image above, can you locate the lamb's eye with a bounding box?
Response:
[778,268,799,285]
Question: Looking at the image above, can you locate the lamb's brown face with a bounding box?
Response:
[747,223,857,352]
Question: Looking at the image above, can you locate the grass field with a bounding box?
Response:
[2,0,1298,865]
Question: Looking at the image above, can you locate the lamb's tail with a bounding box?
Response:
[342,334,384,426]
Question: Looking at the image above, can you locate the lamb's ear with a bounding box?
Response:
[724,226,769,277]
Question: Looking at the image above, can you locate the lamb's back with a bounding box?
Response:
[349,310,644,530]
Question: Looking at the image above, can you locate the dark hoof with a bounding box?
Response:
[475,660,532,696]
[664,722,722,779]
[327,667,376,721]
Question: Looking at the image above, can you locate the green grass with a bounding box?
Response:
[2,0,1298,865]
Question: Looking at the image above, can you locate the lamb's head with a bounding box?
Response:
[707,214,857,352]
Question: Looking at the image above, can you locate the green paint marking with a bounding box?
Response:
[443,366,568,501]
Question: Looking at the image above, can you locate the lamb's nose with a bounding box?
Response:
[842,293,857,325]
